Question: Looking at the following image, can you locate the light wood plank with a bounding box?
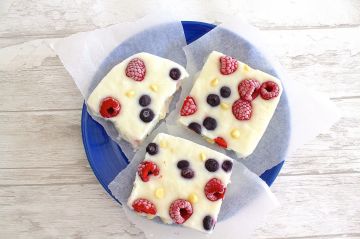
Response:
[1,174,359,238]
[0,97,359,185]
[0,27,360,111]
[1,0,360,47]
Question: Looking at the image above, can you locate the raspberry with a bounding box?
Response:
[99,97,121,118]
[125,58,146,81]
[169,199,193,224]
[260,81,280,100]
[180,96,197,116]
[238,79,261,101]
[219,55,238,75]
[132,198,157,215]
[137,161,159,182]
[232,99,252,120]
[204,178,226,201]
[214,137,227,148]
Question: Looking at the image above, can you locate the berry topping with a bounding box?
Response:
[169,199,193,224]
[137,161,159,182]
[214,137,227,148]
[99,97,121,118]
[203,117,217,130]
[260,81,280,100]
[203,215,216,231]
[146,143,158,155]
[177,160,190,170]
[206,94,221,107]
[238,79,261,101]
[205,158,219,172]
[221,160,233,172]
[188,122,202,134]
[139,94,151,107]
[169,68,181,80]
[232,99,252,120]
[180,96,197,116]
[204,178,226,201]
[125,58,146,81]
[132,198,157,215]
[220,86,231,98]
[139,108,155,123]
[219,55,238,75]
[181,168,195,179]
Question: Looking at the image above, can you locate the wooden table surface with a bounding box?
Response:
[1,0,360,238]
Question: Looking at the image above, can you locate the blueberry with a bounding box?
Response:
[203,117,217,130]
[188,122,202,134]
[206,94,220,107]
[169,68,181,80]
[203,215,215,231]
[181,168,195,179]
[146,143,158,155]
[220,86,231,98]
[139,108,154,123]
[139,94,151,107]
[221,160,233,172]
[177,160,190,169]
[205,158,219,172]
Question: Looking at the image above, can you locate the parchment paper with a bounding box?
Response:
[109,123,279,239]
[50,14,188,158]
[168,17,340,175]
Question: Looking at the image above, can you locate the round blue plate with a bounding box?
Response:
[81,21,287,199]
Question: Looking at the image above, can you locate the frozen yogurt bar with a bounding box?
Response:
[87,53,188,147]
[178,51,282,157]
[127,133,233,233]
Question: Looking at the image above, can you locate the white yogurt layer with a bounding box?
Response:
[178,51,283,157]
[87,53,188,147]
[127,133,233,233]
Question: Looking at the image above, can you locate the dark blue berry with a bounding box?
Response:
[177,160,190,169]
[220,86,231,98]
[207,94,220,107]
[205,158,219,172]
[181,168,195,179]
[169,68,181,80]
[146,143,158,155]
[188,122,202,134]
[203,215,215,230]
[139,94,151,107]
[222,160,233,172]
[140,108,154,122]
[203,117,217,130]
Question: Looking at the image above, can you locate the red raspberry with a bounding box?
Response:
[238,79,261,101]
[99,97,121,118]
[169,199,193,224]
[219,55,238,75]
[232,99,252,120]
[137,161,159,182]
[214,137,227,148]
[125,58,146,81]
[260,81,280,100]
[180,96,197,116]
[132,198,157,215]
[204,178,226,201]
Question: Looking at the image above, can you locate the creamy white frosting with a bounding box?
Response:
[178,51,283,157]
[127,133,233,233]
[87,53,188,147]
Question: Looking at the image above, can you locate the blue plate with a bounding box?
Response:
[81,21,287,199]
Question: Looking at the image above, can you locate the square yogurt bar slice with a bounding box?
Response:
[87,53,188,147]
[178,51,283,157]
[127,133,233,233]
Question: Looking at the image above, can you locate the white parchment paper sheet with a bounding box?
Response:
[50,15,188,158]
[168,17,340,175]
[109,123,279,239]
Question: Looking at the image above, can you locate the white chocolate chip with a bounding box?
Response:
[150,84,159,92]
[210,78,219,87]
[155,188,165,199]
[125,90,135,98]
[159,140,168,148]
[199,152,206,161]
[220,102,230,110]
[188,193,198,204]
[231,129,241,139]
